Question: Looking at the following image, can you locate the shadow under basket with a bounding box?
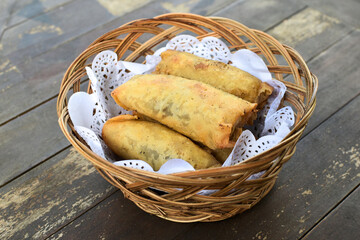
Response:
[57,13,318,223]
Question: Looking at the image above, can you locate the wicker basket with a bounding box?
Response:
[57,13,318,223]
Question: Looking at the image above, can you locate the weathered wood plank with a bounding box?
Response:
[302,30,360,135]
[48,191,191,240]
[0,147,116,239]
[159,0,236,15]
[2,0,238,66]
[48,93,360,240]
[173,95,360,240]
[0,0,15,37]
[215,0,306,31]
[303,0,360,28]
[4,0,74,30]
[0,0,72,38]
[268,7,353,61]
[0,57,25,113]
[0,53,66,125]
[1,0,153,65]
[303,186,360,239]
[0,98,69,186]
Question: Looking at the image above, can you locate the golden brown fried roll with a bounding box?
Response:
[111,74,257,149]
[154,50,273,105]
[102,115,220,171]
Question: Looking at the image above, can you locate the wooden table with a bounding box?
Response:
[1,0,359,239]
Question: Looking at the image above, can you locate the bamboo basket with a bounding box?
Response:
[57,13,318,223]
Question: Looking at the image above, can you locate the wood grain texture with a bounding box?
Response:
[48,191,191,240]
[2,0,236,66]
[303,186,360,239]
[303,0,360,28]
[1,0,156,66]
[97,0,152,16]
[0,0,73,38]
[268,7,353,61]
[0,57,25,125]
[0,0,15,38]
[160,0,236,15]
[215,0,306,31]
[0,98,69,186]
[0,148,116,239]
[303,30,360,135]
[5,0,74,28]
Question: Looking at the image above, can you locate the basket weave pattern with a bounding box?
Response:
[57,13,317,222]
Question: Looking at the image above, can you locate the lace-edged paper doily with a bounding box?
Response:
[68,35,294,177]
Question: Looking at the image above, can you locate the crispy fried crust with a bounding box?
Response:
[154,50,273,104]
[111,74,257,149]
[102,115,220,171]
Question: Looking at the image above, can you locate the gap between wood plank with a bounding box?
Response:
[300,92,360,141]
[0,77,89,185]
[0,0,78,42]
[0,0,18,42]
[44,188,120,239]
[0,94,58,127]
[299,28,356,65]
[259,5,309,34]
[209,0,247,16]
[297,93,360,238]
[0,0,156,76]
[0,76,89,127]
[0,145,71,189]
[300,182,360,239]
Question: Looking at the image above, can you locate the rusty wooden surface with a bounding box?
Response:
[0,0,359,239]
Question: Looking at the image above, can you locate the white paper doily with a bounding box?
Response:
[68,35,294,177]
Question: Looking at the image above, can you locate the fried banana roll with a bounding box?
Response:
[111,74,257,149]
[154,50,273,105]
[102,115,220,171]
